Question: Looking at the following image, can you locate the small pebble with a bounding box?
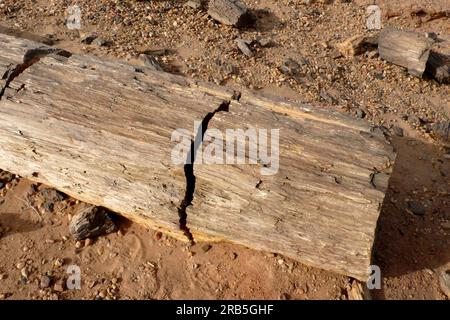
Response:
[99,290,107,298]
[201,244,212,253]
[94,38,107,46]
[407,201,426,216]
[393,126,404,137]
[20,267,29,279]
[441,221,450,230]
[40,275,51,288]
[81,33,97,44]
[53,280,65,292]
[16,262,25,270]
[53,258,64,268]
[356,109,366,119]
[184,0,202,9]
[85,238,93,247]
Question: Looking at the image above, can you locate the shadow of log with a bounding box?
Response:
[246,9,280,32]
[0,212,42,239]
[371,136,450,299]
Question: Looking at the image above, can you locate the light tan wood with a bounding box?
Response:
[0,33,396,280]
[378,28,434,77]
[336,34,378,58]
[188,90,395,280]
[207,0,252,27]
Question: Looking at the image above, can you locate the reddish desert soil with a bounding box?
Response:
[0,0,449,300]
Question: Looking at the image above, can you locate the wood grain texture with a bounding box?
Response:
[378,28,434,77]
[207,0,252,27]
[0,33,395,280]
[188,91,395,280]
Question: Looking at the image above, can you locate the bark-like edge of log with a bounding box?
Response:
[0,47,71,100]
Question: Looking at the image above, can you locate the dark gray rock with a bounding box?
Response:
[393,126,404,137]
[138,54,163,71]
[202,244,212,253]
[407,201,426,216]
[408,115,422,127]
[39,188,65,202]
[69,204,117,240]
[430,121,450,143]
[280,58,300,75]
[81,33,98,44]
[356,109,366,119]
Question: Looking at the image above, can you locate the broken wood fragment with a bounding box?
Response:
[336,34,378,58]
[69,204,117,240]
[207,0,253,27]
[378,28,434,77]
[138,54,163,71]
[235,38,253,57]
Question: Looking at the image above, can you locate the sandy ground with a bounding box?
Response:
[0,0,449,300]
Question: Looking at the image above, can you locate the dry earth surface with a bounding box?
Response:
[0,0,449,300]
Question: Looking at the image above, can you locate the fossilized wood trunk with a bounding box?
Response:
[207,0,252,27]
[0,33,395,280]
[378,28,434,77]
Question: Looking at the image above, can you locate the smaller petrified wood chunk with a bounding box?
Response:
[69,204,117,240]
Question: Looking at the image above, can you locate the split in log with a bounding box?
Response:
[0,33,396,280]
[207,0,254,27]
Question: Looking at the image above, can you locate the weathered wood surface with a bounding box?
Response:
[426,50,450,84]
[0,33,395,280]
[207,0,252,27]
[69,204,117,241]
[378,28,434,77]
[188,91,395,280]
[336,34,378,58]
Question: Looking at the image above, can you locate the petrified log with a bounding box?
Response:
[378,28,434,77]
[0,33,396,280]
[207,0,253,27]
